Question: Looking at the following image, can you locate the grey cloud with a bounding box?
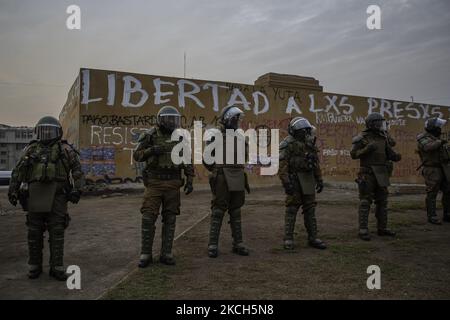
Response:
[0,0,449,126]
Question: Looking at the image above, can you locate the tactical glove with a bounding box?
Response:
[144,145,165,157]
[8,193,18,206]
[184,181,193,195]
[316,180,324,193]
[365,143,377,152]
[282,181,294,195]
[68,190,81,204]
[392,152,402,162]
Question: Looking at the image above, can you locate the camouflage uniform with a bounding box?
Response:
[417,117,450,224]
[205,106,250,258]
[278,117,326,250]
[351,113,401,240]
[8,116,84,280]
[133,106,194,267]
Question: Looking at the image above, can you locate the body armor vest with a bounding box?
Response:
[24,142,70,183]
[145,129,181,172]
[417,133,444,167]
[288,139,318,172]
[360,134,388,167]
[214,132,246,170]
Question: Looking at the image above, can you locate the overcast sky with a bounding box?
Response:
[0,0,449,126]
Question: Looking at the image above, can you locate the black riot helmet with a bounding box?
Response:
[425,117,447,137]
[288,117,313,140]
[34,116,63,143]
[365,112,386,131]
[157,106,181,132]
[219,106,244,130]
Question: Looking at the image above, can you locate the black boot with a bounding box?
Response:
[375,200,395,237]
[159,254,176,265]
[49,268,68,281]
[140,214,157,267]
[283,207,297,250]
[377,229,396,237]
[138,254,153,268]
[308,238,327,250]
[27,220,44,276]
[358,232,371,241]
[442,192,450,222]
[27,265,43,279]
[304,207,327,250]
[283,240,294,250]
[358,199,371,241]
[208,209,224,258]
[230,209,249,256]
[160,214,176,265]
[48,225,66,281]
[426,196,442,225]
[232,244,250,256]
[208,245,218,258]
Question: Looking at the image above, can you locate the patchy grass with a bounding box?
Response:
[104,201,450,300]
[102,264,173,300]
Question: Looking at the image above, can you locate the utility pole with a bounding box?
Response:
[184,51,186,78]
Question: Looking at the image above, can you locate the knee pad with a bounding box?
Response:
[426,192,438,200]
[212,209,225,219]
[162,214,176,225]
[360,199,371,209]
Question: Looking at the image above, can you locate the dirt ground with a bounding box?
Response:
[1,185,450,300]
[0,185,209,300]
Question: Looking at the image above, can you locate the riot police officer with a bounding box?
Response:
[351,113,401,241]
[278,117,326,250]
[133,106,194,267]
[8,116,84,280]
[204,106,250,258]
[417,117,450,224]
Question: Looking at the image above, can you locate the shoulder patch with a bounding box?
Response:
[23,140,37,153]
[27,140,37,146]
[352,134,364,144]
[280,136,294,149]
[138,127,157,143]
[61,141,80,155]
[416,132,427,141]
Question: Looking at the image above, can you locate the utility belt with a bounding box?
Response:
[422,164,443,169]
[359,166,386,174]
[146,170,181,180]
[216,166,244,175]
[28,177,67,184]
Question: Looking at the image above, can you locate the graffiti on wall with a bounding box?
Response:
[60,68,450,184]
[80,146,116,177]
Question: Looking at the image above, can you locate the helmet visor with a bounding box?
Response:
[36,124,61,141]
[371,119,387,131]
[223,107,244,122]
[435,118,447,128]
[291,118,312,131]
[159,114,181,131]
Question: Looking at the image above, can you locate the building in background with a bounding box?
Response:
[0,124,34,170]
[59,68,450,185]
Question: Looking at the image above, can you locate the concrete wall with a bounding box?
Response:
[59,68,450,185]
